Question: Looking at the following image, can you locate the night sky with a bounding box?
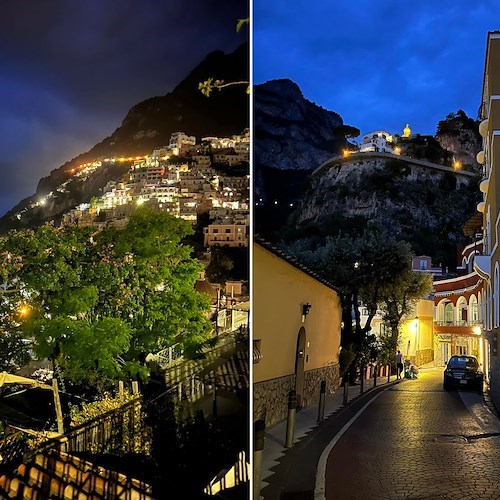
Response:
[0,0,247,217]
[254,1,498,139]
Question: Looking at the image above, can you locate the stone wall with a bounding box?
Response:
[302,364,340,408]
[416,349,434,367]
[253,374,295,427]
[253,363,340,427]
[489,357,500,413]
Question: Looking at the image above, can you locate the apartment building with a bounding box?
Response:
[203,216,249,247]
[474,31,500,406]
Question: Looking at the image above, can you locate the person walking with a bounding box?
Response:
[396,350,404,379]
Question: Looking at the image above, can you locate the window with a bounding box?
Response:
[445,303,454,324]
[420,259,428,270]
[495,263,500,328]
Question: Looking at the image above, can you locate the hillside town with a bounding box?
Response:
[30,130,250,252]
[0,129,250,499]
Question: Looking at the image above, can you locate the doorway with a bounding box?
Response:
[439,342,451,366]
[295,327,306,408]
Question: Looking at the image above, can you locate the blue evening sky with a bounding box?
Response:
[254,1,497,138]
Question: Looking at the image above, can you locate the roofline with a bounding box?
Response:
[254,237,341,294]
[481,32,500,118]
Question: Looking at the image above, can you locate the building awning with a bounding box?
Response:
[0,372,52,390]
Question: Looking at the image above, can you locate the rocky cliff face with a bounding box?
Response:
[435,110,482,174]
[254,82,483,267]
[0,44,249,232]
[292,154,480,270]
[254,79,345,171]
[254,79,348,203]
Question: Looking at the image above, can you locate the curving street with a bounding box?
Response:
[324,368,500,499]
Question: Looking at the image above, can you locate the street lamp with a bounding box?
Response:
[414,316,419,353]
[302,303,312,323]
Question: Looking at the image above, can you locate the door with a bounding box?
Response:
[440,342,451,366]
[295,327,306,408]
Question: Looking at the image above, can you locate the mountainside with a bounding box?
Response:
[295,154,480,269]
[254,80,482,271]
[435,110,482,173]
[1,44,248,232]
[254,79,348,202]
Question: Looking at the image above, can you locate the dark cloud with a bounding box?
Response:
[254,0,495,137]
[0,0,247,216]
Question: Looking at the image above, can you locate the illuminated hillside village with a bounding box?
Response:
[21,130,250,249]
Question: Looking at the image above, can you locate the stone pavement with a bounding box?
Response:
[323,367,500,499]
[260,372,401,498]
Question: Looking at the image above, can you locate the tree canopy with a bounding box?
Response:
[0,209,212,388]
[284,230,431,375]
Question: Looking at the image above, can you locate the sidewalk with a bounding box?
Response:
[260,374,400,497]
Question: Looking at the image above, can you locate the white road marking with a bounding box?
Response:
[314,389,388,500]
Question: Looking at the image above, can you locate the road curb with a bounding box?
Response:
[260,378,404,499]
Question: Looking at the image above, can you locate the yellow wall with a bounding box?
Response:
[487,38,500,97]
[253,244,341,383]
[399,300,434,358]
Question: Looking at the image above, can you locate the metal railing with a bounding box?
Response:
[0,430,30,472]
[26,397,150,461]
[434,320,482,327]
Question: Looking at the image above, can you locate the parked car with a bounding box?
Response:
[443,355,483,392]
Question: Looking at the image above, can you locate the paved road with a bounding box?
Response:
[324,368,500,499]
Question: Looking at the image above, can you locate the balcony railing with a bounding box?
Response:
[434,320,482,327]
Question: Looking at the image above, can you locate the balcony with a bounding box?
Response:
[434,320,482,336]
[434,320,481,327]
[479,119,489,137]
[479,177,490,193]
[474,254,491,280]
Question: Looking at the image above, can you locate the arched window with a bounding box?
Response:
[436,299,448,324]
[456,297,468,326]
[478,290,483,322]
[488,283,493,330]
[445,302,454,325]
[470,295,478,324]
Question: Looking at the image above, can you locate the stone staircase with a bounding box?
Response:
[162,330,248,399]
[0,449,152,499]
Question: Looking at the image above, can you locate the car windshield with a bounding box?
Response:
[447,356,479,369]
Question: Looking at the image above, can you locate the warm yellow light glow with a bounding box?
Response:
[18,305,30,317]
[342,149,351,158]
[394,147,401,155]
[453,160,461,169]
[473,326,481,335]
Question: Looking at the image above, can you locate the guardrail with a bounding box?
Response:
[25,397,150,462]
[434,320,482,327]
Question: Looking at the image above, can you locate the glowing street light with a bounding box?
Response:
[342,149,351,158]
[453,160,461,170]
[18,304,30,317]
